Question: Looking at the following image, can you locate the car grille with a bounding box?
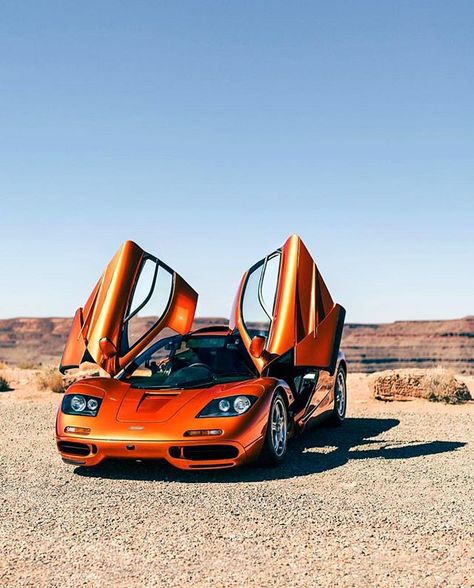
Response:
[57,441,96,457]
[169,445,239,461]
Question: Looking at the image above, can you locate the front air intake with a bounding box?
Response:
[178,445,239,461]
[57,441,95,457]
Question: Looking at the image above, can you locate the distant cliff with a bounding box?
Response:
[342,316,473,373]
[0,316,472,373]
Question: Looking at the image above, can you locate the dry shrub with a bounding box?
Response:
[37,367,66,393]
[0,375,12,392]
[0,361,8,370]
[425,368,472,404]
[371,368,472,404]
[17,361,40,370]
[62,367,101,388]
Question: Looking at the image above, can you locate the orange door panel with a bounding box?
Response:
[230,234,345,374]
[60,241,198,376]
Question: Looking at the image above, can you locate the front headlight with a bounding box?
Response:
[70,395,86,412]
[62,394,102,417]
[197,395,257,417]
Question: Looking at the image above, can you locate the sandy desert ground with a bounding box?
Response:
[1,369,473,587]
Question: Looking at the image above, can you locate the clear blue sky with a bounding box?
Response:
[1,1,473,323]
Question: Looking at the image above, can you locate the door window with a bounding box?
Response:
[123,258,173,349]
[241,252,280,339]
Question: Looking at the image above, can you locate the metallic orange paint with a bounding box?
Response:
[56,374,289,469]
[56,235,345,470]
[60,240,198,376]
[230,234,345,374]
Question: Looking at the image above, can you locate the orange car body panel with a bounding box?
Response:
[56,235,345,470]
[56,372,293,469]
[60,240,198,376]
[230,234,345,374]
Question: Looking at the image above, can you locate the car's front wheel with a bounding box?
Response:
[259,391,288,466]
[328,366,347,426]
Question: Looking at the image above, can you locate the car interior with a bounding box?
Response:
[265,350,319,414]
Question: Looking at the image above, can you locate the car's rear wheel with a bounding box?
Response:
[328,366,347,426]
[259,391,288,466]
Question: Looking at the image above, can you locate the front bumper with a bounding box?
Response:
[56,435,263,470]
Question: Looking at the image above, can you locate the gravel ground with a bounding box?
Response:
[1,374,473,587]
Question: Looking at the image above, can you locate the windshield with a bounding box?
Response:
[121,333,257,389]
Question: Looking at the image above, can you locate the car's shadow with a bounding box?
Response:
[74,417,466,483]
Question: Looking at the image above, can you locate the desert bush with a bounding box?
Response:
[0,375,11,392]
[371,368,472,404]
[36,367,66,393]
[63,368,101,387]
[425,368,472,404]
[0,361,8,370]
[17,361,40,370]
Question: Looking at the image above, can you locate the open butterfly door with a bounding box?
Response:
[230,235,345,374]
[60,241,198,376]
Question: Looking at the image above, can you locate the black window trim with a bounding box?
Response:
[120,254,176,355]
[240,248,282,340]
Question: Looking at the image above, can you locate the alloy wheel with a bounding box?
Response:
[335,371,346,417]
[271,397,287,457]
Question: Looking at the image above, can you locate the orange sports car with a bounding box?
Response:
[56,235,346,470]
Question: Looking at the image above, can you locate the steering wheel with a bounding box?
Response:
[187,362,216,379]
[188,362,213,372]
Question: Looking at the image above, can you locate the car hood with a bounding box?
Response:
[66,377,264,424]
[116,380,264,423]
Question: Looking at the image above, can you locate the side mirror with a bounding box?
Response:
[99,337,117,359]
[250,335,266,359]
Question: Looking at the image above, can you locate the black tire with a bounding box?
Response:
[328,365,347,427]
[258,390,289,467]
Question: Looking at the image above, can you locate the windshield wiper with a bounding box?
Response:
[184,375,253,388]
[181,379,218,389]
[130,384,181,390]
